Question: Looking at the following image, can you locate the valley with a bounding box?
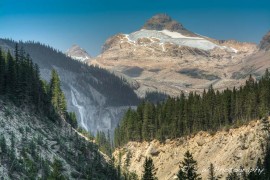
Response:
[0,2,270,179]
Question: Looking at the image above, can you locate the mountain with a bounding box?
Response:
[0,39,140,136]
[90,14,258,96]
[66,44,92,62]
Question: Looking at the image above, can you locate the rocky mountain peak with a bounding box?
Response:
[142,14,197,36]
[259,31,270,51]
[66,44,91,62]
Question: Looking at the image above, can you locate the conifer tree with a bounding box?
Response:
[0,48,6,94]
[48,158,65,180]
[247,158,265,180]
[264,146,270,179]
[142,157,157,180]
[208,163,220,180]
[6,51,16,97]
[177,150,201,180]
[49,69,67,116]
[226,170,240,180]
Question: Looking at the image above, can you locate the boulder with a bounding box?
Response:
[146,144,160,156]
[196,138,206,146]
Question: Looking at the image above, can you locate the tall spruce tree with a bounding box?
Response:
[49,69,67,116]
[208,163,220,180]
[226,171,240,180]
[142,157,157,180]
[177,150,201,180]
[0,48,5,94]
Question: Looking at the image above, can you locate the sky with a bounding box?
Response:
[0,0,270,56]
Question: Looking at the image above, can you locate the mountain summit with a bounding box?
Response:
[142,14,196,36]
[66,44,91,62]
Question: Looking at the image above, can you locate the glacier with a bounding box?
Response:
[126,29,237,52]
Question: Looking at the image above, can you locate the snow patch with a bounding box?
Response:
[161,30,203,39]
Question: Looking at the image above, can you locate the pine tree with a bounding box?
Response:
[264,145,270,179]
[49,69,67,116]
[48,158,65,180]
[142,157,157,180]
[247,158,265,180]
[0,135,7,155]
[0,48,6,94]
[226,170,240,180]
[208,163,220,180]
[177,150,201,180]
[49,69,61,110]
[6,51,16,98]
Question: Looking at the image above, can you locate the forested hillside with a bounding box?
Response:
[0,38,141,135]
[0,46,119,179]
[0,39,140,106]
[0,45,76,127]
[115,70,270,146]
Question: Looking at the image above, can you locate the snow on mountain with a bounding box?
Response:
[91,14,258,97]
[124,29,237,52]
[66,44,92,62]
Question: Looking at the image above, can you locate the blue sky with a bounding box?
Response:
[0,0,269,56]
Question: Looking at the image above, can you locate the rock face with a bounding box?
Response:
[259,31,270,51]
[90,14,259,97]
[66,44,92,62]
[113,119,269,180]
[142,14,197,37]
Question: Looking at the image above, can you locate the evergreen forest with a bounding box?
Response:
[115,70,270,146]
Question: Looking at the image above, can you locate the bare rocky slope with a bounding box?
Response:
[89,14,266,97]
[0,98,117,179]
[113,119,270,180]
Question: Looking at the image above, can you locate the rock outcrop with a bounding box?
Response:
[142,14,197,37]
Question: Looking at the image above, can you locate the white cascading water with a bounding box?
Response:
[70,88,88,131]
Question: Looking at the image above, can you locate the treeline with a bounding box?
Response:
[0,45,77,128]
[0,39,141,106]
[115,70,270,146]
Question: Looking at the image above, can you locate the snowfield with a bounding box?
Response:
[125,29,237,52]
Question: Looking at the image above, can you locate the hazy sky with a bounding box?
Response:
[0,0,270,56]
